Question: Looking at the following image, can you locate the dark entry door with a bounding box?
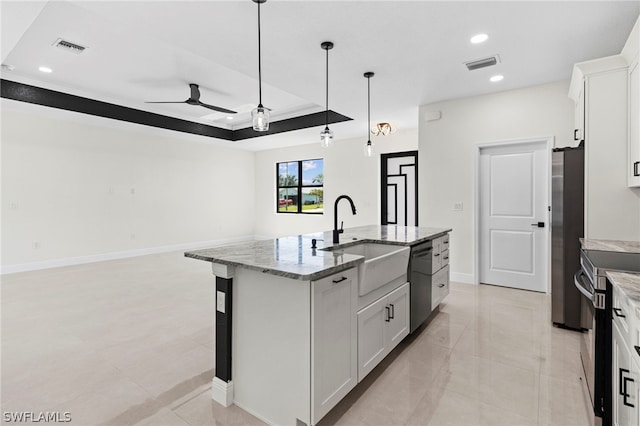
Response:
[381,151,418,226]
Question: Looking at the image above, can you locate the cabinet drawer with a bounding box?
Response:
[432,237,443,271]
[613,283,633,341]
[440,249,450,268]
[431,265,450,310]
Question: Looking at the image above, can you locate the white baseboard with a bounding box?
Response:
[211,377,234,408]
[450,271,475,284]
[0,235,254,275]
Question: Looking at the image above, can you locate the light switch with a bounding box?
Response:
[216,291,226,313]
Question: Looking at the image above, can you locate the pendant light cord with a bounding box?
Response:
[325,47,329,127]
[257,1,262,105]
[367,76,371,141]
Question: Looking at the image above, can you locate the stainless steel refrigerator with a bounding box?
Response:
[551,145,585,330]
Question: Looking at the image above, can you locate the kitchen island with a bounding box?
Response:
[185,225,451,426]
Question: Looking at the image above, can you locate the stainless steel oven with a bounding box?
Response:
[577,249,640,426]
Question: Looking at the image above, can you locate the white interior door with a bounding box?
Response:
[479,141,549,292]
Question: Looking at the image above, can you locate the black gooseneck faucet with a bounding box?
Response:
[333,195,357,244]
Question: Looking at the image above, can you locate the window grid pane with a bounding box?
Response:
[277,159,323,215]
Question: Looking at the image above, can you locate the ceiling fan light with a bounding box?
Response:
[252,105,269,131]
[372,122,392,136]
[320,126,333,148]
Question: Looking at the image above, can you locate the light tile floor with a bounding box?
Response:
[1,252,592,426]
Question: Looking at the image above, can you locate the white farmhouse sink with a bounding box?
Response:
[335,243,410,296]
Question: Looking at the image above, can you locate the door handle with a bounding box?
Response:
[634,161,640,177]
[389,303,395,320]
[531,222,545,228]
[385,306,391,322]
[574,129,580,141]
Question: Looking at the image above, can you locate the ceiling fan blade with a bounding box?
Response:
[145,101,187,104]
[198,101,237,114]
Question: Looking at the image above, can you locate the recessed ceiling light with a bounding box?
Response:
[38,66,53,73]
[470,34,489,44]
[490,75,504,82]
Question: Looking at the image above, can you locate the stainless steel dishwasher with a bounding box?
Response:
[409,240,433,333]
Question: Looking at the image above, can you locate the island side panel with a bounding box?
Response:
[232,268,312,426]
[215,276,232,382]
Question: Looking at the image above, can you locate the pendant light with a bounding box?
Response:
[364,72,375,157]
[320,41,334,148]
[251,0,269,131]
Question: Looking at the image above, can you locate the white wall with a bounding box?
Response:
[1,105,255,272]
[418,80,575,281]
[253,129,418,239]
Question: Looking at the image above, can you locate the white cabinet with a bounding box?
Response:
[569,55,640,240]
[612,320,640,426]
[611,279,640,426]
[311,268,358,423]
[629,58,640,187]
[357,282,409,382]
[575,81,585,144]
[431,265,450,310]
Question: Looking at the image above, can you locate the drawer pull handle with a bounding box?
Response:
[438,284,445,288]
[385,306,391,322]
[574,129,579,141]
[332,277,347,284]
[444,256,449,260]
[434,253,440,257]
[620,368,635,408]
[614,307,626,318]
[389,303,395,319]
[635,161,640,177]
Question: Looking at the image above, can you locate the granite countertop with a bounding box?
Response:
[185,225,451,281]
[607,271,640,320]
[580,238,640,253]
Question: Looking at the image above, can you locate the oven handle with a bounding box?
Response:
[574,270,594,302]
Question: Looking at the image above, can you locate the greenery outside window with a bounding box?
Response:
[277,159,324,214]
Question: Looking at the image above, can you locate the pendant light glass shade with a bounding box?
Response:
[252,0,269,132]
[320,41,334,147]
[364,72,375,157]
[252,104,269,131]
[320,126,333,147]
[365,139,374,157]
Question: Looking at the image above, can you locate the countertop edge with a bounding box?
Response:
[185,225,452,281]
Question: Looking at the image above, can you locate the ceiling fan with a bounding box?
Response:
[145,83,237,114]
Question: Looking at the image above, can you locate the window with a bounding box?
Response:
[277,159,324,214]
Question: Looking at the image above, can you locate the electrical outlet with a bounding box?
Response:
[216,291,226,313]
[8,202,17,210]
[130,233,136,240]
[453,202,463,211]
[32,241,40,250]
[130,188,135,195]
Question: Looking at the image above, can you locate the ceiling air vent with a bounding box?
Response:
[52,38,87,54]
[464,55,500,71]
